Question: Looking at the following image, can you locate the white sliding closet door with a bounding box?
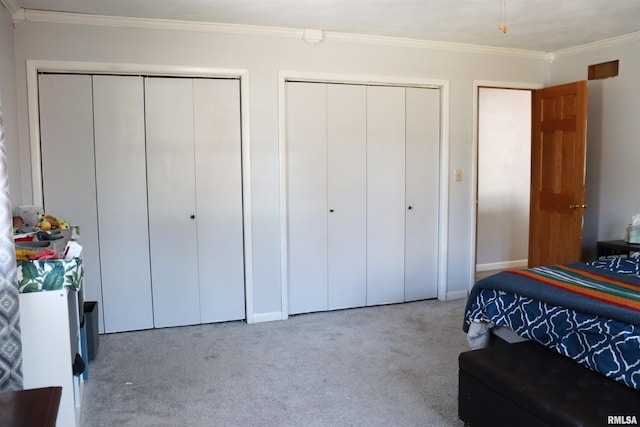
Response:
[38,74,103,314]
[366,86,407,305]
[287,82,328,315]
[194,79,245,323]
[93,75,154,332]
[327,84,367,310]
[405,87,440,301]
[145,77,200,328]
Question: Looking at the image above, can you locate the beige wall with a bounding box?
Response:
[1,8,637,320]
[477,87,531,270]
[550,39,640,259]
[0,6,21,208]
[11,19,550,316]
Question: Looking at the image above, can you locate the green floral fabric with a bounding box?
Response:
[17,258,83,293]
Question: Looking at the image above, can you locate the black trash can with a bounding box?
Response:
[84,301,99,361]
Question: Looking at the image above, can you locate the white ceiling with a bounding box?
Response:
[8,0,640,53]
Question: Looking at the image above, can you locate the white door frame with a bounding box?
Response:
[279,71,450,319]
[469,80,543,291]
[26,60,256,323]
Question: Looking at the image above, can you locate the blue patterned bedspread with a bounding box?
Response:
[464,257,640,390]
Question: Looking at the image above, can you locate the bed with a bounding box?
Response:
[463,256,640,391]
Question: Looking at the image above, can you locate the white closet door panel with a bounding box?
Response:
[193,78,245,323]
[286,82,328,314]
[327,84,367,310]
[93,75,154,332]
[145,77,200,328]
[366,86,406,306]
[405,87,440,301]
[38,74,103,315]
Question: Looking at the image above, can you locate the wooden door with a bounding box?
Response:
[93,75,154,332]
[145,77,200,327]
[528,81,588,267]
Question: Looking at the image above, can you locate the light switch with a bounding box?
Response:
[455,169,462,182]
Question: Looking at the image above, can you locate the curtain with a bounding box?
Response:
[0,101,22,390]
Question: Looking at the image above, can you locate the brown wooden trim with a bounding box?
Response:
[588,60,619,80]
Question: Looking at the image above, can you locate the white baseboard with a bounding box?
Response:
[445,290,469,301]
[476,259,527,272]
[249,311,284,324]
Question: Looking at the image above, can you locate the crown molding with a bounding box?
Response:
[0,0,25,26]
[20,9,300,38]
[19,9,550,61]
[552,31,640,59]
[325,31,548,60]
[19,9,640,61]
[0,0,20,15]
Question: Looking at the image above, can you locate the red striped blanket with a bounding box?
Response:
[509,264,640,312]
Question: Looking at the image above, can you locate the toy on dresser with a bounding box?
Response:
[13,205,76,261]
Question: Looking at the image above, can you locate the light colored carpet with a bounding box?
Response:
[80,298,469,426]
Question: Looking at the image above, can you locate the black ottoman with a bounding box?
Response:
[459,341,640,427]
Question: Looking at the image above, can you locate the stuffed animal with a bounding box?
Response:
[14,205,44,227]
[37,214,60,231]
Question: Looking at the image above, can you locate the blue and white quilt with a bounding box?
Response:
[464,257,640,390]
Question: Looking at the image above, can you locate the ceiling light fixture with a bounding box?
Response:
[498,0,507,33]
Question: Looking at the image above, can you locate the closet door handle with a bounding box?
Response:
[190,214,196,219]
[329,209,335,213]
[407,206,413,210]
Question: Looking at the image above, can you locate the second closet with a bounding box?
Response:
[285,81,441,315]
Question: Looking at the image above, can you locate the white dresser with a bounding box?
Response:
[18,258,84,427]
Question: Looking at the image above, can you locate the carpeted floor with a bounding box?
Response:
[80,298,469,426]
